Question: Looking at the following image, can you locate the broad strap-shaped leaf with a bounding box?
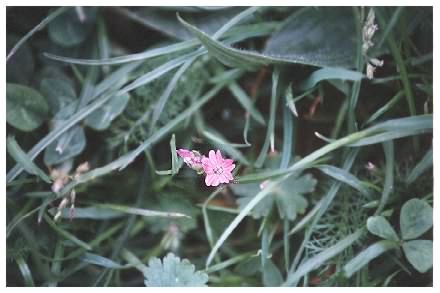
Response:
[263,7,357,68]
[178,7,358,70]
[366,216,399,241]
[402,240,433,273]
[400,198,433,240]
[7,83,49,132]
[144,253,208,287]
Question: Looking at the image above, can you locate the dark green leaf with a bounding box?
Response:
[48,7,97,47]
[40,78,77,114]
[7,83,49,132]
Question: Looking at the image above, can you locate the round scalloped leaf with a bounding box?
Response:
[400,198,433,240]
[7,83,49,132]
[402,240,433,273]
[144,253,208,287]
[48,7,97,47]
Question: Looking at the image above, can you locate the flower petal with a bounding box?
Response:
[211,176,221,186]
[176,149,192,158]
[225,164,235,172]
[205,174,214,186]
[216,150,223,163]
[208,150,218,165]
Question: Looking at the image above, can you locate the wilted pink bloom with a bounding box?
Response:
[202,150,235,187]
[176,149,204,172]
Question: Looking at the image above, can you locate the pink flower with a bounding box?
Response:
[176,149,204,172]
[202,150,235,187]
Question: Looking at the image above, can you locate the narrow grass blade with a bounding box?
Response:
[121,249,148,274]
[316,164,371,197]
[255,68,280,168]
[150,58,196,130]
[15,255,36,286]
[283,228,364,286]
[7,7,70,62]
[7,136,51,184]
[299,67,363,91]
[376,142,394,215]
[406,148,432,184]
[228,82,265,125]
[80,252,125,269]
[44,39,198,65]
[43,214,92,251]
[343,240,399,278]
[280,104,293,169]
[364,91,404,126]
[96,203,190,218]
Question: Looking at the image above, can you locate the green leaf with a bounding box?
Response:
[43,125,86,165]
[96,203,190,219]
[48,7,96,47]
[343,240,399,278]
[43,213,92,251]
[366,216,399,241]
[80,252,124,269]
[299,67,363,91]
[283,229,364,286]
[84,93,130,130]
[40,78,76,114]
[400,198,433,240]
[263,259,283,287]
[402,240,432,273]
[7,136,51,184]
[144,253,208,287]
[146,194,199,234]
[316,164,371,197]
[119,7,245,40]
[406,148,433,184]
[264,7,357,68]
[232,172,317,221]
[179,7,357,70]
[7,83,49,132]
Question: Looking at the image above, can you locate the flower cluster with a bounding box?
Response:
[176,149,235,187]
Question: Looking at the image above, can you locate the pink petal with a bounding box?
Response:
[225,164,235,172]
[211,176,221,186]
[176,149,192,158]
[205,174,215,186]
[220,174,230,184]
[208,150,218,165]
[224,172,233,181]
[216,150,223,163]
[223,159,234,167]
